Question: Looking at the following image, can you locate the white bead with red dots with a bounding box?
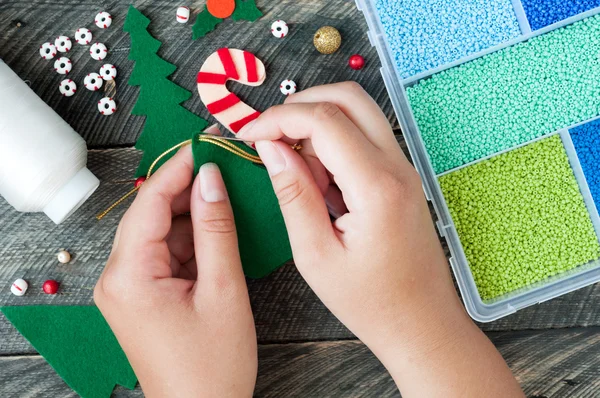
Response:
[271,20,289,38]
[95,11,112,29]
[98,97,117,115]
[40,42,57,60]
[99,63,117,81]
[280,79,297,95]
[90,43,108,61]
[176,6,190,23]
[11,279,28,296]
[59,79,77,97]
[54,36,72,53]
[84,73,103,91]
[75,28,92,45]
[54,57,72,75]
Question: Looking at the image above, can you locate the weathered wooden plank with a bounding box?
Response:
[1,328,600,397]
[2,146,600,354]
[0,0,396,148]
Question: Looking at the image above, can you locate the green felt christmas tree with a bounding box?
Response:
[193,134,292,277]
[124,5,208,176]
[193,0,263,39]
[1,306,136,398]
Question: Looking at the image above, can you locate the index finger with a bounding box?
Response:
[285,82,400,152]
[237,102,381,193]
[120,145,195,246]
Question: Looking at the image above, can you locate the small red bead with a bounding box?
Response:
[134,177,146,188]
[349,54,365,70]
[42,280,59,295]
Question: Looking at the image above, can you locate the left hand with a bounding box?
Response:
[94,143,257,397]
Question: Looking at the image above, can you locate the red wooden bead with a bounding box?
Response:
[349,54,365,70]
[134,177,146,188]
[42,280,59,295]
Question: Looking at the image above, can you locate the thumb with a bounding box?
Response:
[255,140,339,258]
[191,163,245,288]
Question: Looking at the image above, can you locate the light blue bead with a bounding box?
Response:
[376,0,521,78]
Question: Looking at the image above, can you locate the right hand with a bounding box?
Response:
[237,82,523,397]
[238,82,459,354]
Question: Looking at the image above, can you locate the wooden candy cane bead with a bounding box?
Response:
[75,28,92,45]
[40,42,57,60]
[99,63,117,81]
[11,279,28,296]
[98,97,117,115]
[84,73,103,91]
[95,12,112,29]
[176,6,190,23]
[59,79,77,97]
[54,57,72,75]
[280,79,297,95]
[271,20,289,38]
[54,36,72,53]
[90,43,108,61]
[197,48,266,135]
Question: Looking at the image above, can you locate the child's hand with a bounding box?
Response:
[238,82,523,397]
[94,145,257,397]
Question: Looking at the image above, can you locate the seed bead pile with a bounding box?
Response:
[521,0,600,31]
[408,14,600,174]
[375,0,521,79]
[570,120,600,210]
[439,136,600,300]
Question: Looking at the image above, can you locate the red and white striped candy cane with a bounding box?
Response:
[197,48,266,135]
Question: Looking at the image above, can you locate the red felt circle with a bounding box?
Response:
[207,0,235,19]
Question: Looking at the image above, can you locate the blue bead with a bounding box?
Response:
[522,0,600,31]
[375,0,521,79]
[571,119,600,211]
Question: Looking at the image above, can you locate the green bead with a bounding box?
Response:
[408,14,600,174]
[439,136,600,300]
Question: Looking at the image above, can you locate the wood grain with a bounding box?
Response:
[2,146,600,356]
[1,328,599,397]
[0,0,396,148]
[2,0,600,394]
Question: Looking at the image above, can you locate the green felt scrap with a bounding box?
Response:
[193,134,293,278]
[192,6,224,39]
[231,0,263,21]
[1,306,136,398]
[124,6,208,176]
[192,0,262,39]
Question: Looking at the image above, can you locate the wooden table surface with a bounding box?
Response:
[1,1,599,397]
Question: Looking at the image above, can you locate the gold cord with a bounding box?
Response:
[197,135,263,164]
[146,139,194,178]
[96,135,299,220]
[95,185,141,220]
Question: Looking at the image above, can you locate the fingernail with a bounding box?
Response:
[255,141,286,176]
[236,120,257,138]
[204,123,221,136]
[200,163,228,202]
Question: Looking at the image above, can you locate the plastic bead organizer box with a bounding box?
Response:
[356,0,600,321]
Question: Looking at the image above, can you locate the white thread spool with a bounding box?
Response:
[0,60,99,224]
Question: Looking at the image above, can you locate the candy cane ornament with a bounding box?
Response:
[197,48,266,135]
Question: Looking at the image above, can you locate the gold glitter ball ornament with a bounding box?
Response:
[313,26,342,54]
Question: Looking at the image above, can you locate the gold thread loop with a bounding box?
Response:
[146,139,193,179]
[96,135,285,220]
[197,135,263,164]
